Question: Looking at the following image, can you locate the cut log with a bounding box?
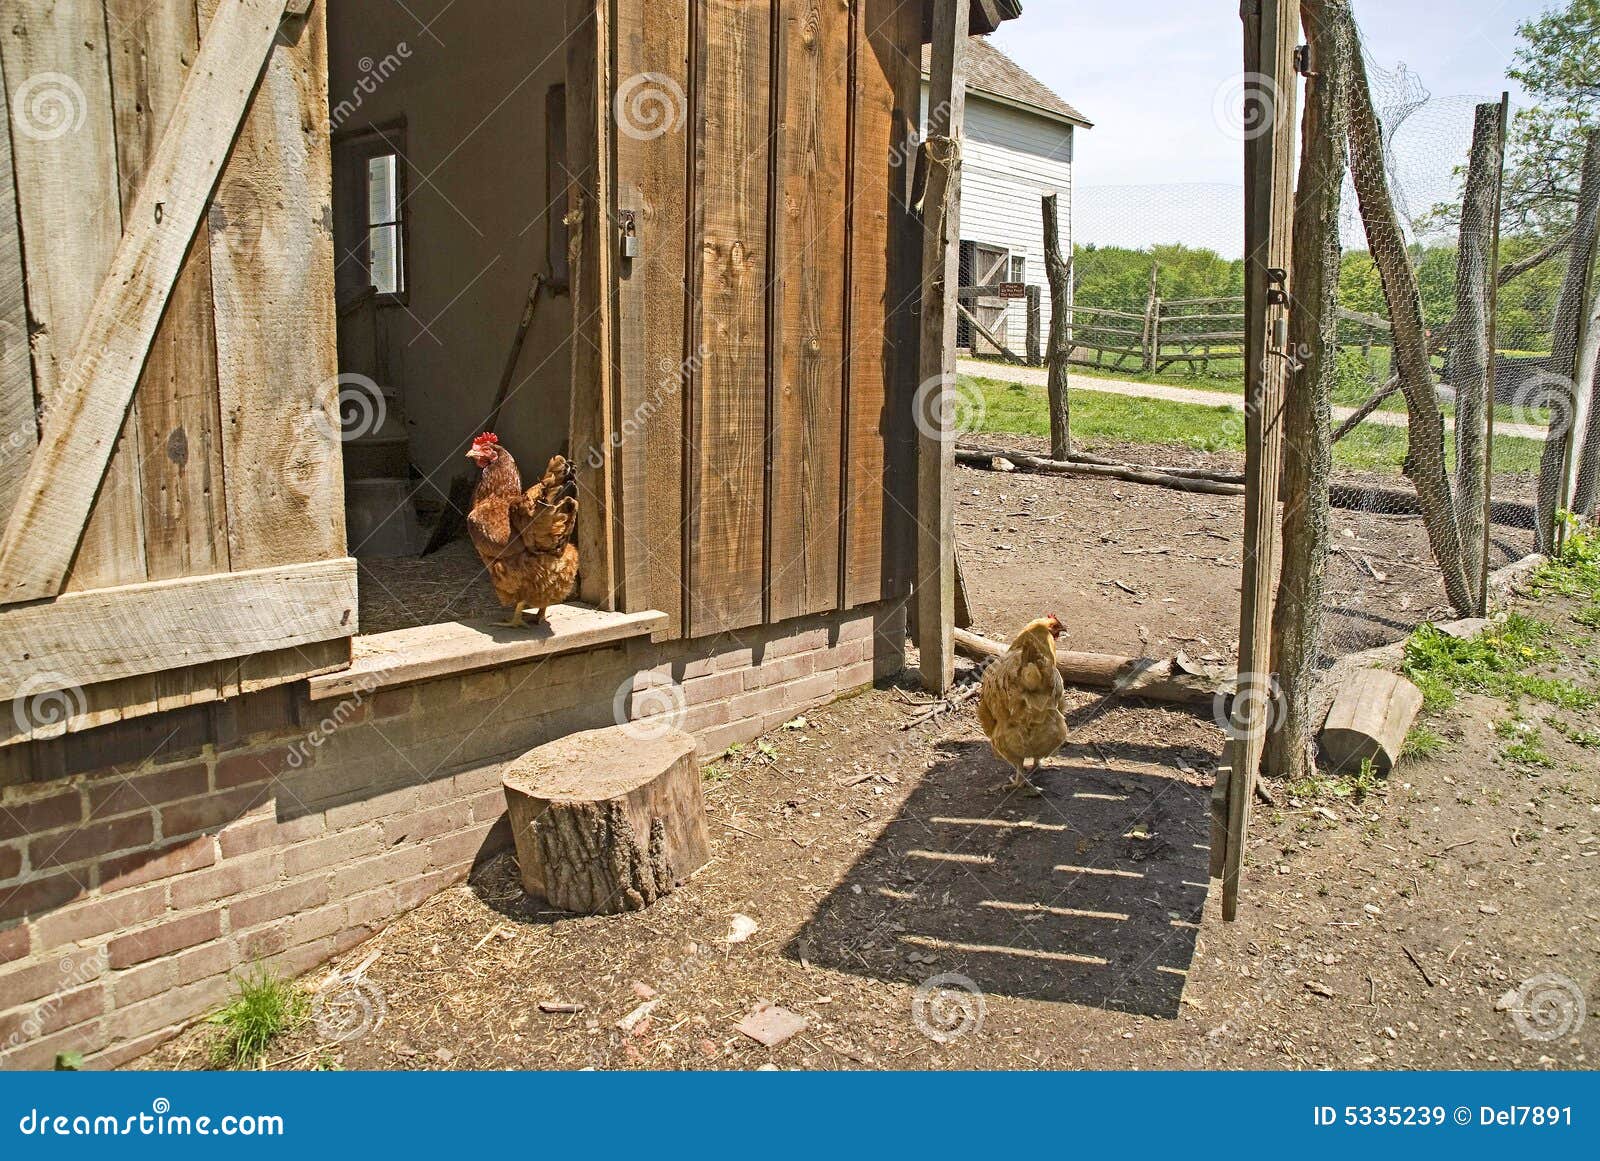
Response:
[1318,668,1423,775]
[501,725,710,915]
[953,626,1233,707]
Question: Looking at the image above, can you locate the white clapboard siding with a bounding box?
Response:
[921,86,1075,344]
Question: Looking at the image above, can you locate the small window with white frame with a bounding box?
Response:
[1010,254,1026,284]
[333,121,408,303]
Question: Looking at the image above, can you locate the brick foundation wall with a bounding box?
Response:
[0,603,904,1068]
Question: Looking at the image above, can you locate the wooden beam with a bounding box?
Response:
[1221,0,1298,922]
[567,0,621,611]
[914,0,969,695]
[0,558,357,702]
[0,46,34,523]
[0,0,292,605]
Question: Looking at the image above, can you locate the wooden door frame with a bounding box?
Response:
[1216,0,1299,921]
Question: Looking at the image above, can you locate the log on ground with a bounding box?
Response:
[1318,668,1423,775]
[502,725,710,915]
[953,626,1234,707]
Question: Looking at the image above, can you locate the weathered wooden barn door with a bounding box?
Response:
[0,0,353,746]
[599,0,921,641]
[1215,0,1299,920]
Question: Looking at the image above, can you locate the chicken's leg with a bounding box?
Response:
[531,606,547,626]
[498,602,528,629]
[1004,760,1043,797]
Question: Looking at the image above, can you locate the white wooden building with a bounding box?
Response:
[921,37,1090,353]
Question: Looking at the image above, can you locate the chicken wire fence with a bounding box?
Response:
[1313,41,1554,661]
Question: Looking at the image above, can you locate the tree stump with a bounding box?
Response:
[501,725,710,915]
[1318,669,1423,775]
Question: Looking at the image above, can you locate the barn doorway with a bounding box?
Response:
[325,2,576,633]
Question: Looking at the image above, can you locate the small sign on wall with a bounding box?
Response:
[996,282,1027,300]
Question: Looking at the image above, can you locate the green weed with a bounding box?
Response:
[207,965,307,1069]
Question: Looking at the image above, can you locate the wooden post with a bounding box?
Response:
[1482,91,1509,606]
[1026,284,1042,366]
[1141,261,1160,372]
[1221,0,1298,922]
[1264,0,1347,786]
[1042,192,1071,459]
[1450,101,1503,613]
[914,0,969,695]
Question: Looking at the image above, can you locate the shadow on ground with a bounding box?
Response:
[789,740,1211,1019]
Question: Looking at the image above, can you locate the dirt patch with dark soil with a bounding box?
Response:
[139,564,1597,1071]
[960,433,1536,659]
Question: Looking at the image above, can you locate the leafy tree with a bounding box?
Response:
[1503,0,1600,233]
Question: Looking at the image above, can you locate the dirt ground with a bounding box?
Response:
[140,444,1593,1072]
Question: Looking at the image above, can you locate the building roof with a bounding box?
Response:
[921,37,1092,129]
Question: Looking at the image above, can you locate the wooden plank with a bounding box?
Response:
[0,0,145,595]
[0,558,358,702]
[108,0,229,582]
[913,0,969,695]
[1221,0,1298,921]
[567,0,621,610]
[307,606,669,701]
[614,0,691,637]
[688,0,770,635]
[843,0,919,609]
[767,0,849,624]
[0,0,291,604]
[205,0,344,573]
[0,49,34,523]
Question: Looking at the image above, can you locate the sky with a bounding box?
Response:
[987,0,1557,255]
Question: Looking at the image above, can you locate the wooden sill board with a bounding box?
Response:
[307,604,668,701]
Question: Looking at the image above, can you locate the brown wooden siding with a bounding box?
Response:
[615,0,919,640]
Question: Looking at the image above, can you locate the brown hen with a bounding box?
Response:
[976,614,1068,794]
[464,433,579,628]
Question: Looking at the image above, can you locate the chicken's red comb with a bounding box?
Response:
[472,432,499,448]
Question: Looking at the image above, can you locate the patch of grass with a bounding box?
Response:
[1496,717,1554,767]
[961,374,1543,475]
[207,964,307,1069]
[1288,757,1385,803]
[1400,612,1594,713]
[1531,522,1600,604]
[1402,724,1447,759]
[1551,717,1600,748]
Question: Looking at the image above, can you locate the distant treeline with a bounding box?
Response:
[1074,237,1564,353]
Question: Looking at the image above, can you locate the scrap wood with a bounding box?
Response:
[952,627,1233,707]
[956,447,1246,496]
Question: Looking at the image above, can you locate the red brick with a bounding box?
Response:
[229,877,328,930]
[160,785,272,839]
[393,867,462,913]
[743,651,816,690]
[101,974,229,1046]
[214,747,293,790]
[0,844,19,882]
[682,669,743,703]
[0,924,30,965]
[426,824,491,872]
[112,940,235,1007]
[283,826,382,878]
[85,764,208,818]
[87,1024,181,1070]
[386,800,472,843]
[99,837,216,894]
[0,983,106,1044]
[0,791,83,841]
[0,946,107,1010]
[168,853,279,910]
[106,910,221,969]
[0,871,88,925]
[31,883,163,949]
[217,813,277,859]
[0,1017,108,1071]
[29,814,154,871]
